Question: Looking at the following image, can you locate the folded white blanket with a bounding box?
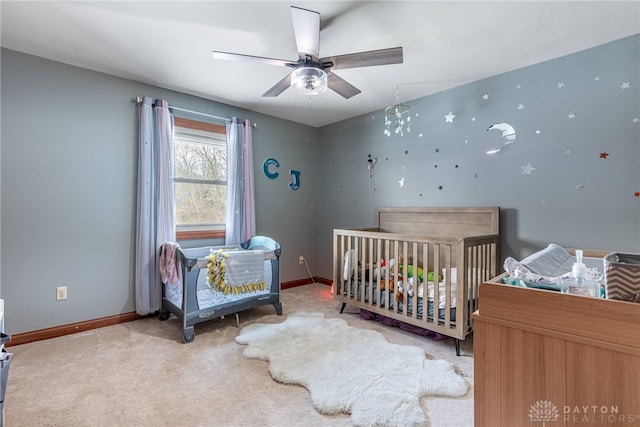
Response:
[207,249,266,295]
[225,250,265,286]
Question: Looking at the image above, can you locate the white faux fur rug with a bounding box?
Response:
[235,312,469,427]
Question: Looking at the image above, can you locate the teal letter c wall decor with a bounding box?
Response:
[263,158,279,179]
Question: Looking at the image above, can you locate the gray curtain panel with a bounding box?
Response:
[225,117,256,245]
[135,97,176,315]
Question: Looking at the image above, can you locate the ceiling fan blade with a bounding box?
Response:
[262,72,292,97]
[291,6,320,60]
[327,72,361,99]
[322,47,403,70]
[212,51,294,68]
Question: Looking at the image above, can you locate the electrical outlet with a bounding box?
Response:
[56,286,67,301]
[299,256,305,265]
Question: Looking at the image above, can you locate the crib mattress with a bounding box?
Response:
[343,280,457,325]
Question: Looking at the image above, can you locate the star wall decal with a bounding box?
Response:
[620,82,631,90]
[557,82,565,88]
[567,112,576,119]
[517,104,525,110]
[635,191,640,197]
[521,163,536,175]
[398,177,406,187]
[445,112,456,123]
[438,185,444,190]
[535,130,541,134]
[594,76,600,82]
[633,118,639,123]
[600,152,610,159]
[482,94,489,100]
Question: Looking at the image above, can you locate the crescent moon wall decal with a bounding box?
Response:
[487,122,517,154]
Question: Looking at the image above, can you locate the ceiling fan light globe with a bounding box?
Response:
[291,67,328,96]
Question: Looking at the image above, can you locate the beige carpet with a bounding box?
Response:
[6,284,474,427]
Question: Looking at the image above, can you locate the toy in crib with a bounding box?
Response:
[393,260,443,302]
[379,259,394,291]
[344,252,440,297]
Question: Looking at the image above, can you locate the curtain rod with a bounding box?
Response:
[135,97,230,122]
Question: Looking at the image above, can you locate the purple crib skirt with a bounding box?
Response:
[359,309,449,341]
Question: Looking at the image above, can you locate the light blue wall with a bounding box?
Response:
[1,34,639,335]
[1,49,319,334]
[316,34,640,278]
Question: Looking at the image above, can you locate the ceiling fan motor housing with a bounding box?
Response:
[291,67,328,95]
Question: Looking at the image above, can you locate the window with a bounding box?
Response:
[173,117,227,240]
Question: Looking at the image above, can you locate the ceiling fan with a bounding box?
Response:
[211,6,403,99]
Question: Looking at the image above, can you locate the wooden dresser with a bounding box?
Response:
[473,282,640,427]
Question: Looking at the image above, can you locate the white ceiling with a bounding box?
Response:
[2,1,639,127]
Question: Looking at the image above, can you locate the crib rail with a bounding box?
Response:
[333,229,499,340]
[179,247,279,271]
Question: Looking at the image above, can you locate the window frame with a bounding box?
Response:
[173,117,227,241]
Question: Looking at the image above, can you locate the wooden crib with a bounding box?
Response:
[333,207,500,354]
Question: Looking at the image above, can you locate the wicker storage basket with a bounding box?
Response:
[604,252,640,302]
